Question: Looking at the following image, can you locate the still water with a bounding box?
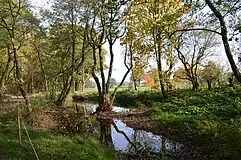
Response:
[70,103,185,158]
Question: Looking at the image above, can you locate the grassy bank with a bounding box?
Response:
[74,88,241,159]
[152,88,241,159]
[0,103,115,160]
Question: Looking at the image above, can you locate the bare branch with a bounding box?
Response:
[169,28,221,39]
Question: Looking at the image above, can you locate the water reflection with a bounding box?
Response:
[107,119,183,154]
[99,119,113,148]
[71,104,184,156]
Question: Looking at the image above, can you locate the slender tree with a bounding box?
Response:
[87,0,133,112]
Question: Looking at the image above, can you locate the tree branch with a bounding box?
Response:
[169,28,221,39]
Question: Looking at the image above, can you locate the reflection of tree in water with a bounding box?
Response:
[132,130,180,157]
[99,119,137,150]
[133,130,162,154]
[65,104,96,137]
[99,119,113,147]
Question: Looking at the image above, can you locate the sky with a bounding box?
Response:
[30,0,235,82]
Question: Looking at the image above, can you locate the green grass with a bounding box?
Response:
[0,122,115,160]
[151,88,241,159]
[0,104,116,160]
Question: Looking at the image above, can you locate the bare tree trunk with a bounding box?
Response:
[191,78,199,90]
[31,74,34,94]
[56,77,72,106]
[81,66,85,93]
[217,79,221,88]
[133,79,138,91]
[156,51,166,97]
[75,80,79,91]
[91,45,103,110]
[13,48,30,108]
[207,80,211,90]
[109,43,133,107]
[228,77,234,88]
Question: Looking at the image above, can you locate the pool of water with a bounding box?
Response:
[71,103,185,157]
[110,119,184,153]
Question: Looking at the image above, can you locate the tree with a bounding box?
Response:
[41,0,94,105]
[204,0,241,84]
[125,0,189,97]
[174,31,219,90]
[87,0,133,112]
[49,0,83,105]
[172,0,241,84]
[201,61,222,90]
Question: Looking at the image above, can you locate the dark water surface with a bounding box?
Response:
[72,103,185,158]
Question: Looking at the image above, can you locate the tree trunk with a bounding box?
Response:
[75,80,79,91]
[157,60,166,97]
[156,43,166,97]
[81,81,85,93]
[17,105,22,146]
[13,48,30,109]
[191,78,199,90]
[228,77,234,88]
[81,66,85,93]
[207,80,211,90]
[56,77,72,106]
[99,93,112,112]
[217,79,221,88]
[31,74,34,94]
[158,72,166,96]
[205,0,241,84]
[133,79,138,91]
